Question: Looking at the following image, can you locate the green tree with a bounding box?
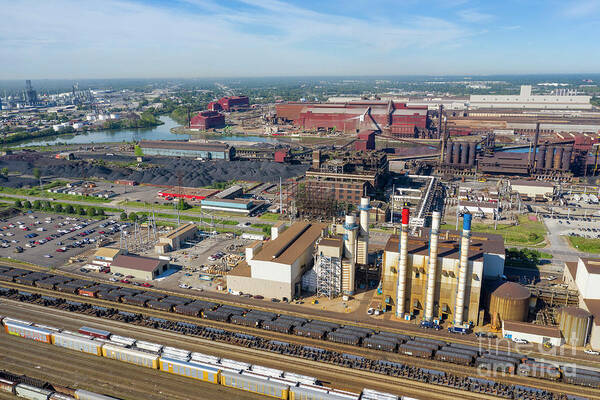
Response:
[96,208,104,216]
[23,200,31,209]
[32,200,41,209]
[1,167,8,176]
[42,201,52,211]
[32,167,42,188]
[64,204,74,214]
[129,212,138,222]
[134,145,144,157]
[86,207,96,217]
[120,212,128,221]
[177,198,191,210]
[14,200,22,208]
[54,204,63,213]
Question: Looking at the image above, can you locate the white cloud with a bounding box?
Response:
[457,9,494,23]
[562,0,600,17]
[0,0,477,78]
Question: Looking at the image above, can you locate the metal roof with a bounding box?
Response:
[502,320,562,338]
[111,254,164,272]
[492,282,530,300]
[252,222,327,265]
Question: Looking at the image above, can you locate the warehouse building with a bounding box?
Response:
[510,179,555,198]
[501,320,564,347]
[214,185,244,199]
[200,198,260,215]
[469,85,592,110]
[227,222,328,300]
[110,254,169,280]
[189,110,226,130]
[89,247,124,270]
[381,212,505,326]
[156,223,197,253]
[139,140,234,160]
[562,257,600,350]
[275,101,430,137]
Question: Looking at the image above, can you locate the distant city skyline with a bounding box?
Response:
[1,0,600,79]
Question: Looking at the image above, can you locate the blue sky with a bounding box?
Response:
[1,0,599,79]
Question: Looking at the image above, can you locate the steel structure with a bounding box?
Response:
[314,252,342,299]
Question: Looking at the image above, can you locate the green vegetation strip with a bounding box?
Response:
[568,236,600,254]
[119,200,203,213]
[259,213,280,221]
[441,215,546,246]
[0,186,110,203]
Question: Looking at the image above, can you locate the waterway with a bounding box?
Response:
[16,116,279,147]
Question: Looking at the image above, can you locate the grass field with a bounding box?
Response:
[0,186,110,203]
[441,215,547,246]
[259,213,280,221]
[567,236,600,254]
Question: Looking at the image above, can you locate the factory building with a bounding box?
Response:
[200,198,259,215]
[217,96,249,112]
[355,131,376,151]
[227,222,328,300]
[303,150,388,205]
[381,212,505,326]
[275,101,430,137]
[458,201,499,219]
[156,223,197,253]
[469,85,592,110]
[189,110,226,130]
[158,187,218,201]
[304,198,372,298]
[139,140,234,160]
[110,254,169,280]
[501,321,564,347]
[510,180,555,199]
[562,257,600,350]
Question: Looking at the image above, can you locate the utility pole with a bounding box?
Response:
[279,176,283,214]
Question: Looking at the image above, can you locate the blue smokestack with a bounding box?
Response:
[463,213,472,231]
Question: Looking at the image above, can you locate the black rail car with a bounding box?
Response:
[475,357,516,374]
[362,337,397,352]
[434,350,473,366]
[293,325,326,339]
[327,332,360,346]
[398,344,433,358]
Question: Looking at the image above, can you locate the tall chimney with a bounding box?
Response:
[359,197,370,239]
[532,122,540,170]
[343,214,358,294]
[396,207,410,318]
[454,213,472,326]
[424,211,441,321]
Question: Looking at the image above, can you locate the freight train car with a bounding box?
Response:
[15,383,53,400]
[159,357,220,384]
[101,343,159,369]
[220,369,289,399]
[0,378,16,394]
[517,362,561,381]
[4,321,52,343]
[51,332,103,356]
[74,389,121,400]
[78,327,110,340]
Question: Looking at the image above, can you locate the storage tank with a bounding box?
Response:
[535,145,546,170]
[468,142,476,166]
[562,149,572,171]
[452,143,460,165]
[489,282,530,329]
[553,147,564,170]
[544,147,554,170]
[559,307,592,347]
[460,143,468,165]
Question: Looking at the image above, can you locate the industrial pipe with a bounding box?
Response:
[359,197,370,240]
[460,144,468,165]
[424,211,441,321]
[397,208,410,318]
[454,213,472,327]
[343,214,358,294]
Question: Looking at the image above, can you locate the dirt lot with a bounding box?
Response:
[0,211,119,267]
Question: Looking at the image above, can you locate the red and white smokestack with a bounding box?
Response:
[454,213,472,327]
[424,211,441,321]
[396,207,410,318]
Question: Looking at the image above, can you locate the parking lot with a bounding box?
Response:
[0,211,122,267]
[543,215,600,239]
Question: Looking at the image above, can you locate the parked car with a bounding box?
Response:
[512,338,528,344]
[584,349,599,355]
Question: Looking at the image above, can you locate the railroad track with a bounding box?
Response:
[2,282,599,400]
[0,300,497,400]
[2,262,594,368]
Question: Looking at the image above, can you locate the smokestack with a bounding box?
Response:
[359,197,370,240]
[532,123,540,170]
[343,214,358,294]
[439,105,445,163]
[454,213,472,327]
[396,208,410,318]
[424,211,441,321]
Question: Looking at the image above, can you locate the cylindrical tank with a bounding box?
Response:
[489,282,530,329]
[468,142,476,166]
[445,142,453,165]
[536,145,546,170]
[562,149,572,171]
[460,143,468,165]
[553,147,564,170]
[452,143,460,165]
[544,147,554,170]
[559,307,592,347]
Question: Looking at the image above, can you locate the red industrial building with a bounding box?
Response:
[274,149,291,163]
[207,101,223,112]
[275,101,430,138]
[217,96,249,112]
[355,131,376,151]
[189,111,225,130]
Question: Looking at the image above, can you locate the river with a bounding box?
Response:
[16,116,279,147]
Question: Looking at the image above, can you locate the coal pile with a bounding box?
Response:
[0,152,309,187]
